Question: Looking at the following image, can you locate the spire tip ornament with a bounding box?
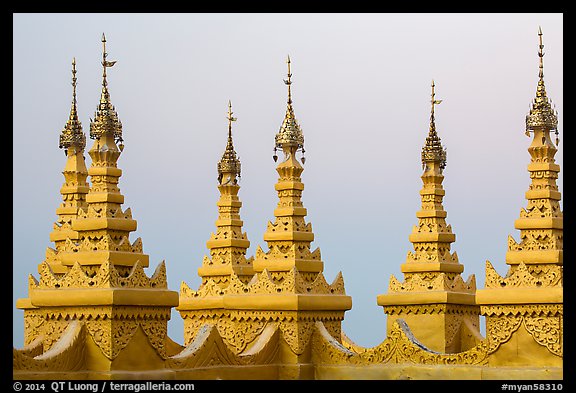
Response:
[274,55,305,163]
[525,26,559,144]
[90,33,123,148]
[218,100,241,185]
[59,57,86,154]
[421,80,446,170]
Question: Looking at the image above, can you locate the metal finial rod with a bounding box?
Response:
[227,100,237,140]
[538,26,545,80]
[100,33,117,89]
[71,57,77,107]
[102,33,107,86]
[430,79,442,122]
[284,55,292,105]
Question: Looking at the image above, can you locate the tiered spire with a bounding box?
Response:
[254,55,322,278]
[57,33,146,272]
[378,81,479,353]
[477,27,563,364]
[198,101,253,285]
[407,81,458,273]
[179,59,350,363]
[47,58,90,274]
[506,26,562,270]
[17,34,178,361]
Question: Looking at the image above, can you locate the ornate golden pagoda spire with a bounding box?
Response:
[57,33,145,273]
[273,55,305,163]
[409,81,457,272]
[378,81,479,353]
[16,34,178,362]
[477,27,563,365]
[504,26,563,271]
[196,101,253,287]
[47,58,90,274]
[179,62,350,363]
[255,55,322,277]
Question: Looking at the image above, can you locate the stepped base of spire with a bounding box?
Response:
[514,217,563,230]
[50,229,80,243]
[377,290,476,306]
[179,292,351,312]
[476,287,562,305]
[505,250,562,265]
[197,264,254,275]
[86,193,125,204]
[72,217,136,231]
[400,262,464,274]
[59,250,149,267]
[23,287,179,308]
[253,258,323,273]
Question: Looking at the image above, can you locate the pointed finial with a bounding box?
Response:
[525,26,558,139]
[218,100,241,184]
[430,79,443,124]
[90,33,122,143]
[59,57,85,153]
[275,55,305,161]
[100,32,117,91]
[284,55,292,105]
[102,33,107,87]
[422,80,446,170]
[71,57,78,110]
[227,99,237,140]
[538,26,544,80]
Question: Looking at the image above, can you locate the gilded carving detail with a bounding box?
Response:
[484,261,562,288]
[216,318,267,354]
[182,267,344,299]
[388,272,475,293]
[523,315,562,356]
[313,321,489,366]
[35,260,168,289]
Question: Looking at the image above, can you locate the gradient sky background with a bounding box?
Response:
[13,13,563,349]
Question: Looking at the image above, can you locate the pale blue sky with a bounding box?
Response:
[13,13,563,348]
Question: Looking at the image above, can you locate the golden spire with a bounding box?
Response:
[526,26,559,144]
[59,58,86,154]
[274,55,305,163]
[90,33,123,148]
[421,80,447,170]
[217,100,241,185]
